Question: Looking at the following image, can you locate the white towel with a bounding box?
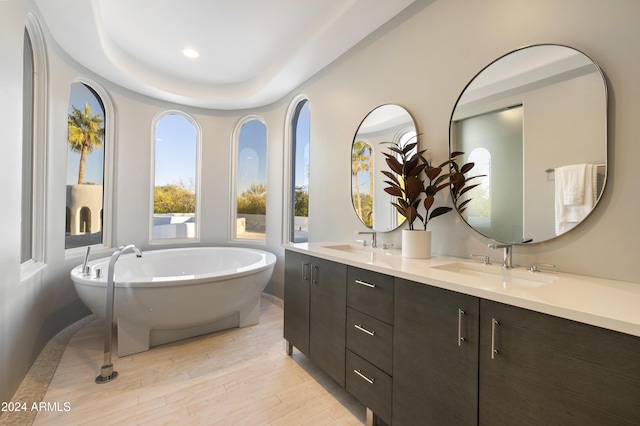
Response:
[555,164,597,235]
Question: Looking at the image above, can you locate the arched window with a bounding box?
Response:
[65,81,109,249]
[151,112,200,241]
[21,14,47,271]
[287,97,310,242]
[21,28,34,263]
[232,116,267,241]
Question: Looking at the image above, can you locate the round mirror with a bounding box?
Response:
[450,44,607,244]
[352,104,417,231]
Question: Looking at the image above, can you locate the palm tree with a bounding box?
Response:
[351,141,372,221]
[68,103,104,184]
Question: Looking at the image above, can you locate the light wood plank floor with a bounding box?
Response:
[33,298,367,425]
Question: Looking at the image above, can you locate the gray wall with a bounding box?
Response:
[2,0,640,403]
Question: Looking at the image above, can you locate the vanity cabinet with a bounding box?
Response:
[345,267,394,425]
[284,251,347,386]
[285,247,640,425]
[479,299,640,426]
[393,278,480,426]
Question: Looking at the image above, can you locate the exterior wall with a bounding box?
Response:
[2,0,640,405]
[66,185,103,235]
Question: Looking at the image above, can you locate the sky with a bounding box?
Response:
[237,119,267,195]
[293,101,310,190]
[154,114,197,188]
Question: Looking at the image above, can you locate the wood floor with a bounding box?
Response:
[33,298,367,425]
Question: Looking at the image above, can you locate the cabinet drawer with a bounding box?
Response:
[346,350,392,425]
[346,308,393,375]
[347,267,394,324]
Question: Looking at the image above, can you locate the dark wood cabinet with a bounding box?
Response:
[284,251,347,386]
[283,250,310,356]
[479,299,640,426]
[346,267,395,425]
[285,249,640,425]
[393,278,480,426]
[309,256,347,386]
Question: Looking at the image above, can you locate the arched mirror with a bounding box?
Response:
[352,104,416,231]
[450,44,607,244]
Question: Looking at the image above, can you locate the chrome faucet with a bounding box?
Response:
[357,231,377,248]
[82,246,91,275]
[488,243,512,269]
[96,244,142,384]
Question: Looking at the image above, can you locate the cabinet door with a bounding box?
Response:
[393,278,480,425]
[309,256,347,387]
[283,250,310,356]
[480,300,640,426]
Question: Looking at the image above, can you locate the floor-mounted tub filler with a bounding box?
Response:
[71,247,276,359]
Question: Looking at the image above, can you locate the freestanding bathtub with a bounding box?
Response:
[71,247,276,356]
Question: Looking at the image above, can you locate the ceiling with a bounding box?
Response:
[34,0,415,110]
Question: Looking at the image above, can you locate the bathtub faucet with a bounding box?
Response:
[96,244,142,384]
[82,246,91,275]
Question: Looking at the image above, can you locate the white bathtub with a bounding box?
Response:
[71,247,276,356]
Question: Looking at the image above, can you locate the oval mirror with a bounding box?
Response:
[450,44,607,244]
[352,104,416,231]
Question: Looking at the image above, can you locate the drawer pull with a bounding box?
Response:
[354,324,376,336]
[491,318,499,360]
[458,308,465,346]
[353,369,375,384]
[355,279,376,288]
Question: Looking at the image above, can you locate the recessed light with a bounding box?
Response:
[182,48,199,59]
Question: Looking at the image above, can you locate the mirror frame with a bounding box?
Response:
[449,44,608,244]
[351,104,417,232]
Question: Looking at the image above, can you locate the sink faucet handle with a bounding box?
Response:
[528,262,556,273]
[470,254,490,265]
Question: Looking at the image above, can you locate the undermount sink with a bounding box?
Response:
[322,244,376,255]
[432,262,558,288]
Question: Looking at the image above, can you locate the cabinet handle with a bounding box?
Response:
[458,308,466,346]
[353,369,375,385]
[301,262,309,281]
[491,318,499,359]
[354,324,376,336]
[311,265,318,284]
[355,279,376,288]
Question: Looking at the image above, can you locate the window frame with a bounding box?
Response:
[282,94,310,244]
[230,114,268,243]
[149,110,202,244]
[21,14,48,278]
[64,77,115,256]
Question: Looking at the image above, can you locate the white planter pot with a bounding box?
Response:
[402,229,432,259]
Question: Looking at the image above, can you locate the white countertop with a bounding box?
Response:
[284,241,640,338]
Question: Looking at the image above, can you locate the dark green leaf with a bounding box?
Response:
[428,206,452,221]
[461,162,475,174]
[457,198,472,210]
[402,142,418,155]
[460,183,481,195]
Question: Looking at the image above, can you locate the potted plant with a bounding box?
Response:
[381,138,481,258]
